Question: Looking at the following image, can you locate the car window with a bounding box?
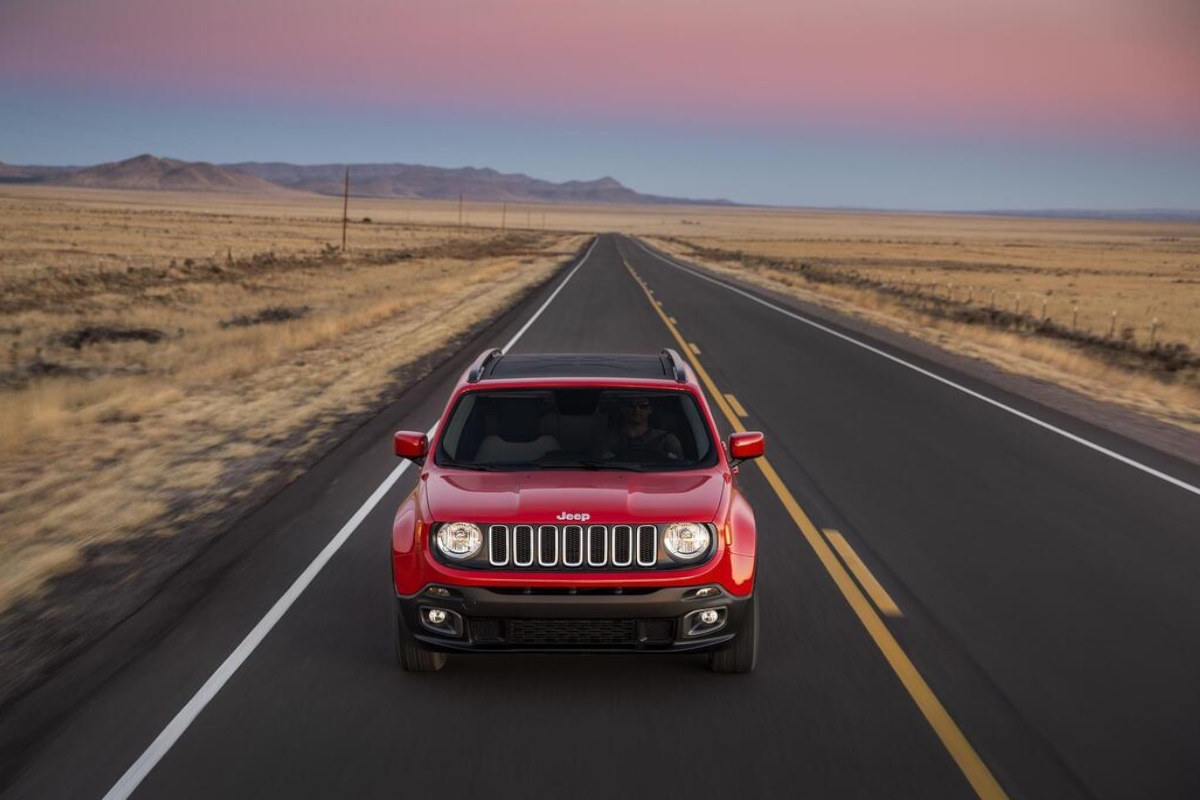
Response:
[436,388,718,471]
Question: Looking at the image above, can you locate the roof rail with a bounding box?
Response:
[660,348,688,383]
[466,348,503,383]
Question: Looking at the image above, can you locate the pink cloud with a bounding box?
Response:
[2,0,1198,139]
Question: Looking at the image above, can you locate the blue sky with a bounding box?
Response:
[2,0,1198,210]
[3,91,1197,211]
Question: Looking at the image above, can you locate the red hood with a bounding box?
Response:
[423,469,727,524]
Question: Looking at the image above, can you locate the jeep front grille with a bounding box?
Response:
[487,524,658,569]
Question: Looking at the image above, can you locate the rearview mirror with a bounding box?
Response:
[394,430,429,461]
[729,431,764,462]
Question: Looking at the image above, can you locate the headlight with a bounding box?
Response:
[663,522,711,560]
[435,522,483,559]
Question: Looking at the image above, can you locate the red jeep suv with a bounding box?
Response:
[390,349,764,673]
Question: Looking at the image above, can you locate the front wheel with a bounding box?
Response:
[394,613,447,673]
[709,594,758,674]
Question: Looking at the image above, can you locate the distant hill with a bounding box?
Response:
[39,154,287,193]
[224,161,731,205]
[0,162,80,183]
[0,155,731,204]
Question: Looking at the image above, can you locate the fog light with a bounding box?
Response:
[683,606,727,637]
[419,606,463,637]
[427,608,447,625]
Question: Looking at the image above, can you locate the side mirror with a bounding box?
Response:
[728,431,764,463]
[394,430,429,462]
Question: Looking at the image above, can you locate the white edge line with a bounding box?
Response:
[100,458,418,800]
[630,237,1200,499]
[100,236,600,800]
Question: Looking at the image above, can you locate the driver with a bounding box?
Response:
[607,396,682,460]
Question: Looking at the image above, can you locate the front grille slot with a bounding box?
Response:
[513,525,534,567]
[562,525,584,567]
[611,525,633,567]
[636,525,657,567]
[488,525,509,566]
[537,525,558,567]
[587,525,607,566]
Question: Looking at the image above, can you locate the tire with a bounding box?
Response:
[709,594,758,674]
[394,612,447,673]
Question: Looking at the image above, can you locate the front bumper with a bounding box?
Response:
[396,584,752,654]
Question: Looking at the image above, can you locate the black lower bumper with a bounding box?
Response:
[396,584,752,654]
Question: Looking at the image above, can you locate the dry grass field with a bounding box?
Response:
[0,186,584,620]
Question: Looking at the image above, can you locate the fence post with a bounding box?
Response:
[342,167,350,251]
[1150,318,1159,348]
[1072,306,1078,331]
[1108,310,1117,338]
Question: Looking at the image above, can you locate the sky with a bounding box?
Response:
[1,0,1198,210]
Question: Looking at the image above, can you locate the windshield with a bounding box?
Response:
[436,388,718,471]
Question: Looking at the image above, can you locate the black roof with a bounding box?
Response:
[478,352,683,382]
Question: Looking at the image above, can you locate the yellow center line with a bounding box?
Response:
[825,529,903,618]
[623,258,1009,800]
[724,393,748,418]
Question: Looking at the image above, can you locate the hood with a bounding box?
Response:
[424,470,727,524]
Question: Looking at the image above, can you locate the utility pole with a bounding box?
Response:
[458,190,464,235]
[501,202,506,233]
[341,166,350,252]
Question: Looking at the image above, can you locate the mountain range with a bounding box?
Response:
[0,154,729,205]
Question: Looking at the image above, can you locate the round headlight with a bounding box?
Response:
[436,522,483,559]
[663,522,711,560]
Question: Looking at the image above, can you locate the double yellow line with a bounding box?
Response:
[624,259,1009,800]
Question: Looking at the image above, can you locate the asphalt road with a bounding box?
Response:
[4,234,1199,800]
